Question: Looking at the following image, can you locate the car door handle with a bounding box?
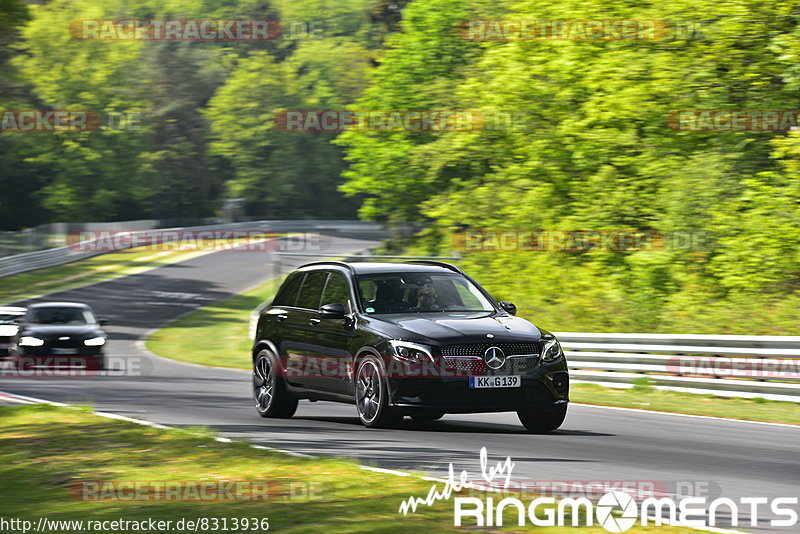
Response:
[308,318,321,326]
[276,314,288,322]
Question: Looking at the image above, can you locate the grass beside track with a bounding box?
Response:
[570,383,800,425]
[0,403,699,533]
[145,279,278,368]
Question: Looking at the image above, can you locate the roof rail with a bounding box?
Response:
[404,260,463,274]
[298,260,356,273]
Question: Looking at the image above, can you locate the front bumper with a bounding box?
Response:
[11,347,105,370]
[387,359,570,414]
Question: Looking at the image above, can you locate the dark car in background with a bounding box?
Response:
[252,261,569,432]
[0,306,26,359]
[9,302,108,370]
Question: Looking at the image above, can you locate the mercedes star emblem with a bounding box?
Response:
[484,346,506,370]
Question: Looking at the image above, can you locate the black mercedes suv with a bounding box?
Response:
[251,261,569,432]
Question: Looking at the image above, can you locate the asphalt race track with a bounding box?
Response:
[1,234,797,533]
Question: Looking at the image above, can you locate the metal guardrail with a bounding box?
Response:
[0,220,388,279]
[555,332,800,402]
[247,260,800,403]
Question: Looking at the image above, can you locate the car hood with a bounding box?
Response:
[18,325,104,340]
[366,312,542,345]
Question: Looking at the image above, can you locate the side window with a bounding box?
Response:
[321,273,350,310]
[272,273,303,307]
[358,279,376,301]
[295,271,328,310]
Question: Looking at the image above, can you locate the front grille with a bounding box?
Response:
[444,358,484,375]
[440,342,540,375]
[440,342,539,357]
[44,338,86,349]
[442,356,539,376]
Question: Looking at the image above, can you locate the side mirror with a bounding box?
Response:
[98,318,109,326]
[319,303,346,319]
[499,301,517,315]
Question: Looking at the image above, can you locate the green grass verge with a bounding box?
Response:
[145,279,279,368]
[0,403,698,533]
[0,246,217,303]
[571,383,800,424]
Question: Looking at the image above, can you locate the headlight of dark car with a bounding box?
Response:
[19,336,45,347]
[541,338,563,362]
[389,340,434,365]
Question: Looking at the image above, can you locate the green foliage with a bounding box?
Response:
[338,0,800,334]
[0,0,391,229]
[204,37,370,217]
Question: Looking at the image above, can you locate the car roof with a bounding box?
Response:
[0,306,26,314]
[27,302,92,309]
[298,261,461,275]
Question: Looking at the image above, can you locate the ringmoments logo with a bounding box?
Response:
[398,448,799,531]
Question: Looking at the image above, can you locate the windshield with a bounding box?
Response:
[0,313,23,324]
[356,272,495,314]
[27,307,96,326]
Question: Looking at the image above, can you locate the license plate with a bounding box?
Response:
[469,375,521,388]
[52,348,79,355]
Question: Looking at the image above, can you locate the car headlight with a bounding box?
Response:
[389,340,433,364]
[541,338,563,362]
[83,337,106,347]
[19,336,45,347]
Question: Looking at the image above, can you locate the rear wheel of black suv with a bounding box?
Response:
[253,349,297,418]
[355,355,401,428]
[517,404,567,433]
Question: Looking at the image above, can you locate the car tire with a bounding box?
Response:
[355,355,401,428]
[410,412,444,422]
[253,349,297,418]
[517,404,567,433]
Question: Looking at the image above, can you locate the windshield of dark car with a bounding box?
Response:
[356,272,495,314]
[0,313,23,324]
[27,307,96,325]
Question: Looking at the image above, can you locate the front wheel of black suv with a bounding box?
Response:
[253,349,297,418]
[355,355,402,428]
[517,404,567,433]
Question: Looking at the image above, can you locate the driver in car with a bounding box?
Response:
[413,285,441,311]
